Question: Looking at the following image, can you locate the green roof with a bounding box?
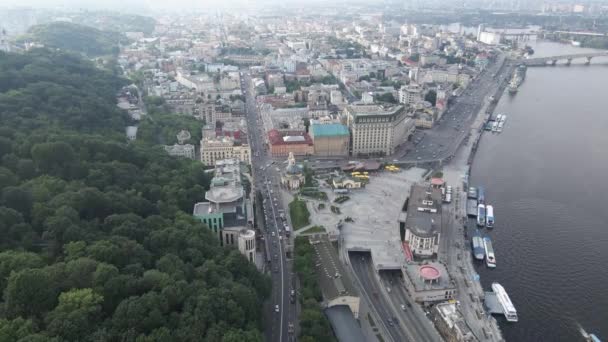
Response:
[311,124,349,137]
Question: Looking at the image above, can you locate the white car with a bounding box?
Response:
[275,305,280,313]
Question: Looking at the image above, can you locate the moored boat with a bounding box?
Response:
[472,230,485,260]
[484,237,496,268]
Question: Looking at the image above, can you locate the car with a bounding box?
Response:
[401,304,406,311]
[275,305,280,313]
[271,232,275,237]
[387,318,393,326]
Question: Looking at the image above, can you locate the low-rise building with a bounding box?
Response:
[200,135,251,166]
[403,184,441,258]
[193,159,256,263]
[281,152,305,190]
[434,302,479,342]
[268,129,314,157]
[164,144,196,159]
[310,123,350,157]
[399,83,424,105]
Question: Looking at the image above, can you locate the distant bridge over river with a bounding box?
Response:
[521,52,608,66]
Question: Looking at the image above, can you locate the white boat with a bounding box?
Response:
[497,121,504,132]
[491,121,499,132]
[484,237,496,268]
[477,204,486,227]
[499,115,507,123]
[496,114,503,122]
[486,205,495,228]
[492,283,518,322]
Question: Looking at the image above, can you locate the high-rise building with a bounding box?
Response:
[345,104,415,156]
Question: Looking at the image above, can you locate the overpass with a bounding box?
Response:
[521,52,608,66]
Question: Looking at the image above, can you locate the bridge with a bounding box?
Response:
[521,52,608,66]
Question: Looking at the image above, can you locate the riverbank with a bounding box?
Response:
[438,59,517,342]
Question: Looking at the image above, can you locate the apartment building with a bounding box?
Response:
[200,136,251,166]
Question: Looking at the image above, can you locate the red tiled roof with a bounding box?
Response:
[268,129,313,146]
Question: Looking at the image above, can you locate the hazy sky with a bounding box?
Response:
[0,0,258,10]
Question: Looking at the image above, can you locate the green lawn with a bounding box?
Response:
[289,198,310,229]
[303,225,325,234]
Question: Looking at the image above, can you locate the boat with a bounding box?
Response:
[477,204,486,227]
[486,205,494,228]
[484,237,496,268]
[579,324,603,342]
[467,187,477,199]
[477,187,485,204]
[492,283,517,322]
[491,121,499,132]
[496,114,503,122]
[508,82,518,94]
[497,121,504,132]
[471,230,485,260]
[499,115,507,123]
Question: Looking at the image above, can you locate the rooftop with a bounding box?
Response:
[347,104,405,117]
[311,123,350,138]
[268,129,313,146]
[404,261,454,292]
[405,184,442,238]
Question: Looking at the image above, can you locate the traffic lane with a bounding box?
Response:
[383,273,442,342]
[381,275,429,342]
[350,254,408,342]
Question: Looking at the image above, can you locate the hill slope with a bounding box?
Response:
[0,49,269,341]
[21,22,126,56]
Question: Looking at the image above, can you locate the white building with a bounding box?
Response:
[164,144,196,159]
[399,84,424,105]
[200,136,251,166]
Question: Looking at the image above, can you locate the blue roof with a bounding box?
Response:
[311,123,349,137]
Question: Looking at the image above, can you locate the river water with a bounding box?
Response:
[470,40,608,342]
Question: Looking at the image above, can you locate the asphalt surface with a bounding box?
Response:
[380,271,443,342]
[242,73,295,342]
[395,54,510,164]
[349,252,410,342]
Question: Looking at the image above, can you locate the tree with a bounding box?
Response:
[425,90,437,106]
[45,288,104,340]
[5,268,58,318]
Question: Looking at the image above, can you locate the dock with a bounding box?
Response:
[484,291,503,314]
[467,199,478,217]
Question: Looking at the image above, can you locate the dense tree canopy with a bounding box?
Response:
[18,22,127,57]
[0,49,270,341]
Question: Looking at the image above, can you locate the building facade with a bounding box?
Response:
[200,136,251,166]
[164,144,196,159]
[267,129,314,157]
[403,184,442,258]
[310,123,350,157]
[345,104,414,156]
[193,159,256,263]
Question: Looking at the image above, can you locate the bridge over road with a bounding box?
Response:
[522,52,608,66]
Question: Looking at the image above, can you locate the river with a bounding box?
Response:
[470,40,608,342]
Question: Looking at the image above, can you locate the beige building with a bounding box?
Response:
[200,136,251,166]
[345,104,415,156]
[310,123,350,157]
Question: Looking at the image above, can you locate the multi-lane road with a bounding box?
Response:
[393,53,510,164]
[350,252,443,342]
[242,73,296,342]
